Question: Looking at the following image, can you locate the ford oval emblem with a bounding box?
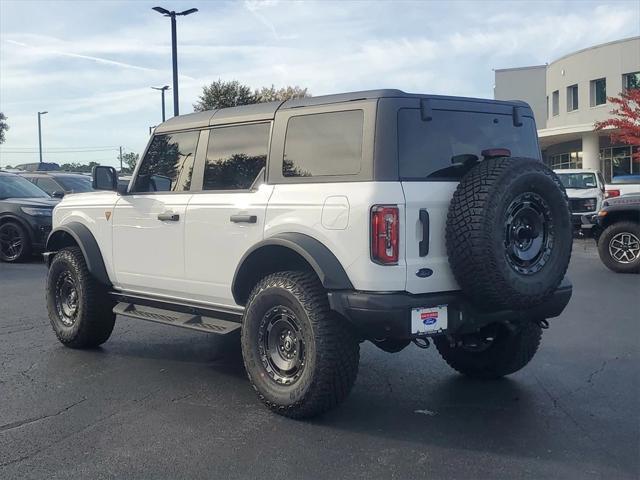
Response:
[416,268,433,278]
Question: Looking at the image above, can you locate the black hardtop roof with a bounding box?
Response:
[154,89,530,133]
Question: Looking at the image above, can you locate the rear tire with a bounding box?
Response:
[597,221,640,273]
[241,271,359,419]
[46,247,116,348]
[0,221,32,263]
[434,322,542,379]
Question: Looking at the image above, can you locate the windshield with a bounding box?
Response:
[557,172,597,189]
[57,175,94,193]
[398,108,541,180]
[0,175,50,199]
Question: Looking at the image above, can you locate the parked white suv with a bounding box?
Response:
[44,90,573,418]
[554,169,605,232]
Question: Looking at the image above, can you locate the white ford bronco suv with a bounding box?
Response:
[44,90,573,418]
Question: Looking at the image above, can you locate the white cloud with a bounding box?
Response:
[0,0,639,167]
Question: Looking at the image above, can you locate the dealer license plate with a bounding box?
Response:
[411,305,448,334]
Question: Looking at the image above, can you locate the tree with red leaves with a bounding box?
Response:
[595,88,640,161]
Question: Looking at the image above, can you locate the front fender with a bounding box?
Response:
[46,222,111,286]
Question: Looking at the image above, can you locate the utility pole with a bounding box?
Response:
[37,111,48,163]
[152,7,198,117]
[119,146,123,171]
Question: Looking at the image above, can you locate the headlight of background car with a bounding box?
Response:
[20,207,53,217]
[584,198,597,211]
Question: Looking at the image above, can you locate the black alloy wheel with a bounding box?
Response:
[504,192,554,275]
[259,306,306,385]
[0,222,30,262]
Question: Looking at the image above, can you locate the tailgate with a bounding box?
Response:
[401,181,459,294]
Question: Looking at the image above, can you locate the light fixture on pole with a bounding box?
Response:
[152,6,198,117]
[37,111,48,164]
[151,85,170,122]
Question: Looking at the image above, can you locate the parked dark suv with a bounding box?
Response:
[19,172,94,197]
[0,172,58,262]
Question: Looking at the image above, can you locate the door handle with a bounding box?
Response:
[419,209,429,257]
[230,214,257,224]
[157,212,180,222]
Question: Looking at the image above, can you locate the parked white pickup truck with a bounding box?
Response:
[554,169,605,232]
[605,175,640,199]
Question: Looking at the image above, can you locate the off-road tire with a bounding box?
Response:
[597,221,640,274]
[434,322,542,379]
[46,247,116,348]
[446,156,572,310]
[241,271,359,419]
[0,221,32,263]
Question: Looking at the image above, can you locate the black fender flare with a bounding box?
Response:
[46,222,111,286]
[232,232,354,305]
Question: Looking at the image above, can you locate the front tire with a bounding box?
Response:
[46,247,116,348]
[597,222,640,273]
[241,271,359,419]
[434,322,542,379]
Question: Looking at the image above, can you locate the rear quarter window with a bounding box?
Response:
[398,108,541,180]
[283,110,363,177]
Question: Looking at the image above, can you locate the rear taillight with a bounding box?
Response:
[605,189,620,198]
[371,205,399,265]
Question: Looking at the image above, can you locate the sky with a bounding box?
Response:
[0,0,639,168]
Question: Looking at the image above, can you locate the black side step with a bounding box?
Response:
[113,302,241,335]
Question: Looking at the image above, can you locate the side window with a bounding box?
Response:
[36,177,61,195]
[202,122,270,191]
[132,131,199,193]
[283,110,363,177]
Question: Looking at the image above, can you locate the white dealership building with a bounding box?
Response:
[494,36,639,182]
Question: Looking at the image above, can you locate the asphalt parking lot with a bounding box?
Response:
[0,240,638,479]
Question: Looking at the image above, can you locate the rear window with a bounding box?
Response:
[398,108,541,180]
[283,110,363,177]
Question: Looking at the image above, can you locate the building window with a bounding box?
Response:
[590,78,607,106]
[550,151,582,170]
[623,72,640,91]
[600,146,638,183]
[552,90,559,116]
[546,95,549,119]
[567,84,578,111]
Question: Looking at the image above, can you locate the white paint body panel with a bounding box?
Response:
[265,182,407,292]
[183,184,273,306]
[111,193,192,296]
[52,191,120,284]
[51,182,459,306]
[402,182,459,294]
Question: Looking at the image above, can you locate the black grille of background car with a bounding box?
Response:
[569,198,597,213]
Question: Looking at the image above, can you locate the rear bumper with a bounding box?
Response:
[327,277,572,340]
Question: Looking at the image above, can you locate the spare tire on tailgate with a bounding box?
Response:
[446,156,572,310]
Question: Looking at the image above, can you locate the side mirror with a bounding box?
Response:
[92,166,118,191]
[51,191,65,199]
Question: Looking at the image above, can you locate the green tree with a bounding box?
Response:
[59,161,100,173]
[193,80,255,111]
[193,80,311,112]
[0,112,8,144]
[255,85,310,103]
[120,152,139,174]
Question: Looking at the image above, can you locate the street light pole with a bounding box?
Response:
[152,6,198,117]
[37,111,48,164]
[151,86,170,122]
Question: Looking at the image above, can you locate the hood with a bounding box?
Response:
[1,197,59,208]
[565,188,600,199]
